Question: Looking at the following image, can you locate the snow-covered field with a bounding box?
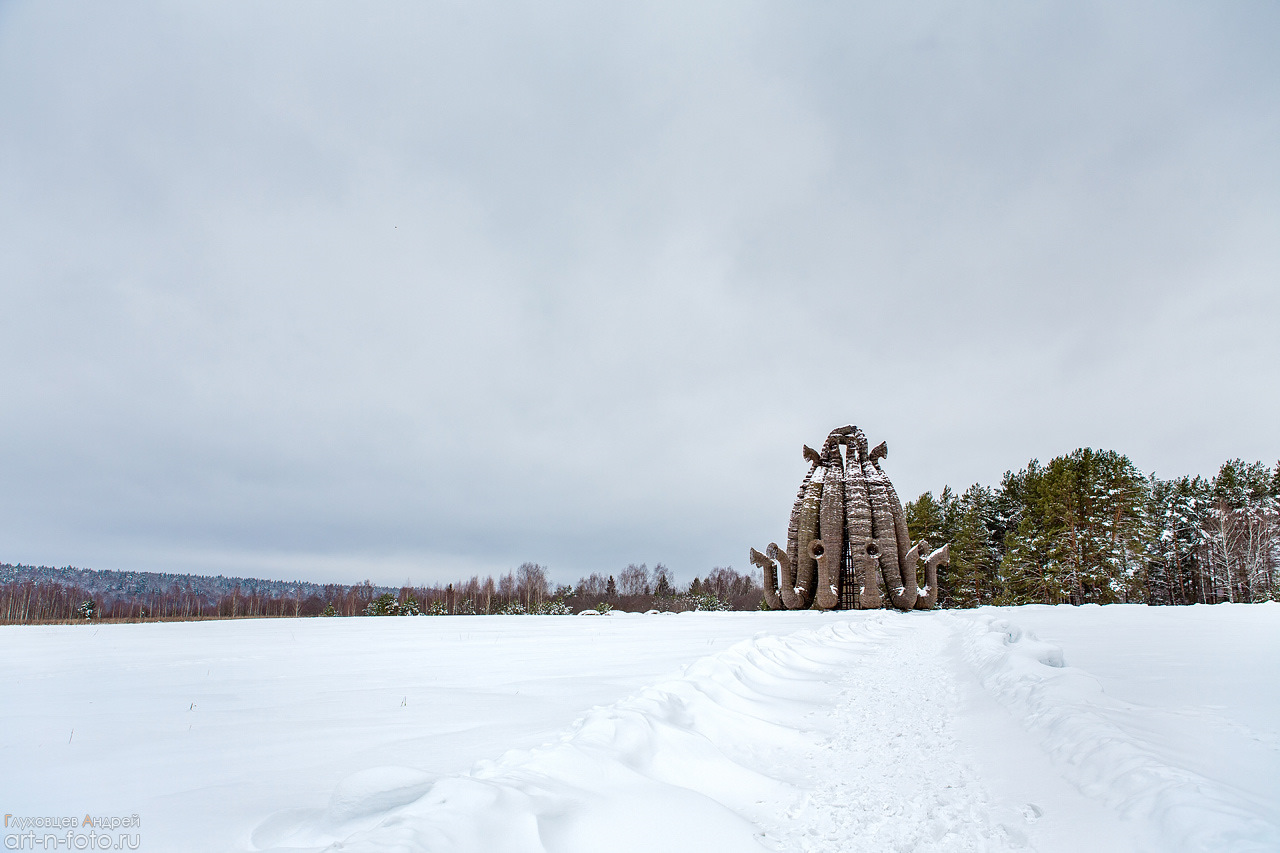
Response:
[1,605,1276,852]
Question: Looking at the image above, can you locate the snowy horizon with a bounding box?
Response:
[2,1,1278,586]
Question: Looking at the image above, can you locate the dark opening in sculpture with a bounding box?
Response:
[750,425,950,611]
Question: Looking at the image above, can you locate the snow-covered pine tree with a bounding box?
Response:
[1146,475,1213,604]
[1209,460,1279,602]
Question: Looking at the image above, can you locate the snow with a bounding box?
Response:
[963,604,1280,852]
[1,605,1276,853]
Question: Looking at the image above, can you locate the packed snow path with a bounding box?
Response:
[767,618,1027,853]
[2,606,1277,853]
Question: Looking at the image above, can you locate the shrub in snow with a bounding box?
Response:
[578,609,601,616]
[363,595,391,616]
[652,593,730,613]
[491,599,575,615]
[684,593,730,612]
[76,600,95,620]
[533,599,572,615]
[363,593,421,616]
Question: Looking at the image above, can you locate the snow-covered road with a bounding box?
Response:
[2,605,1277,852]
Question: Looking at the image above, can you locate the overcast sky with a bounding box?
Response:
[1,0,1276,586]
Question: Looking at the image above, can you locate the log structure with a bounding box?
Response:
[749,425,949,611]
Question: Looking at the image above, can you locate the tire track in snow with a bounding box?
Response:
[958,612,1280,853]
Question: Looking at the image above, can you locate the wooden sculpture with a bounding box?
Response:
[750,425,949,611]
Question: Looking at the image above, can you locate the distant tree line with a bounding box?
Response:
[360,562,761,617]
[0,561,762,624]
[905,450,1280,607]
[0,563,382,622]
[0,576,386,623]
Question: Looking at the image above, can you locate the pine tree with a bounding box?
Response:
[995,450,1149,604]
[905,492,945,545]
[1146,475,1212,604]
[1209,460,1279,601]
[945,485,1000,607]
[653,564,674,597]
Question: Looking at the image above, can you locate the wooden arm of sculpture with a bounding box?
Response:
[750,547,785,611]
[913,543,948,610]
[766,542,802,609]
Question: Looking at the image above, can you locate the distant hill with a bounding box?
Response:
[0,563,394,607]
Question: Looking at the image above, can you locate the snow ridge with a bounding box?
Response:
[251,617,1018,853]
[252,623,833,852]
[961,613,1280,853]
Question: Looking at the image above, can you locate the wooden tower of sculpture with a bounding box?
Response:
[750,425,950,611]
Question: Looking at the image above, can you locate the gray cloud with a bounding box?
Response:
[1,0,1277,584]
